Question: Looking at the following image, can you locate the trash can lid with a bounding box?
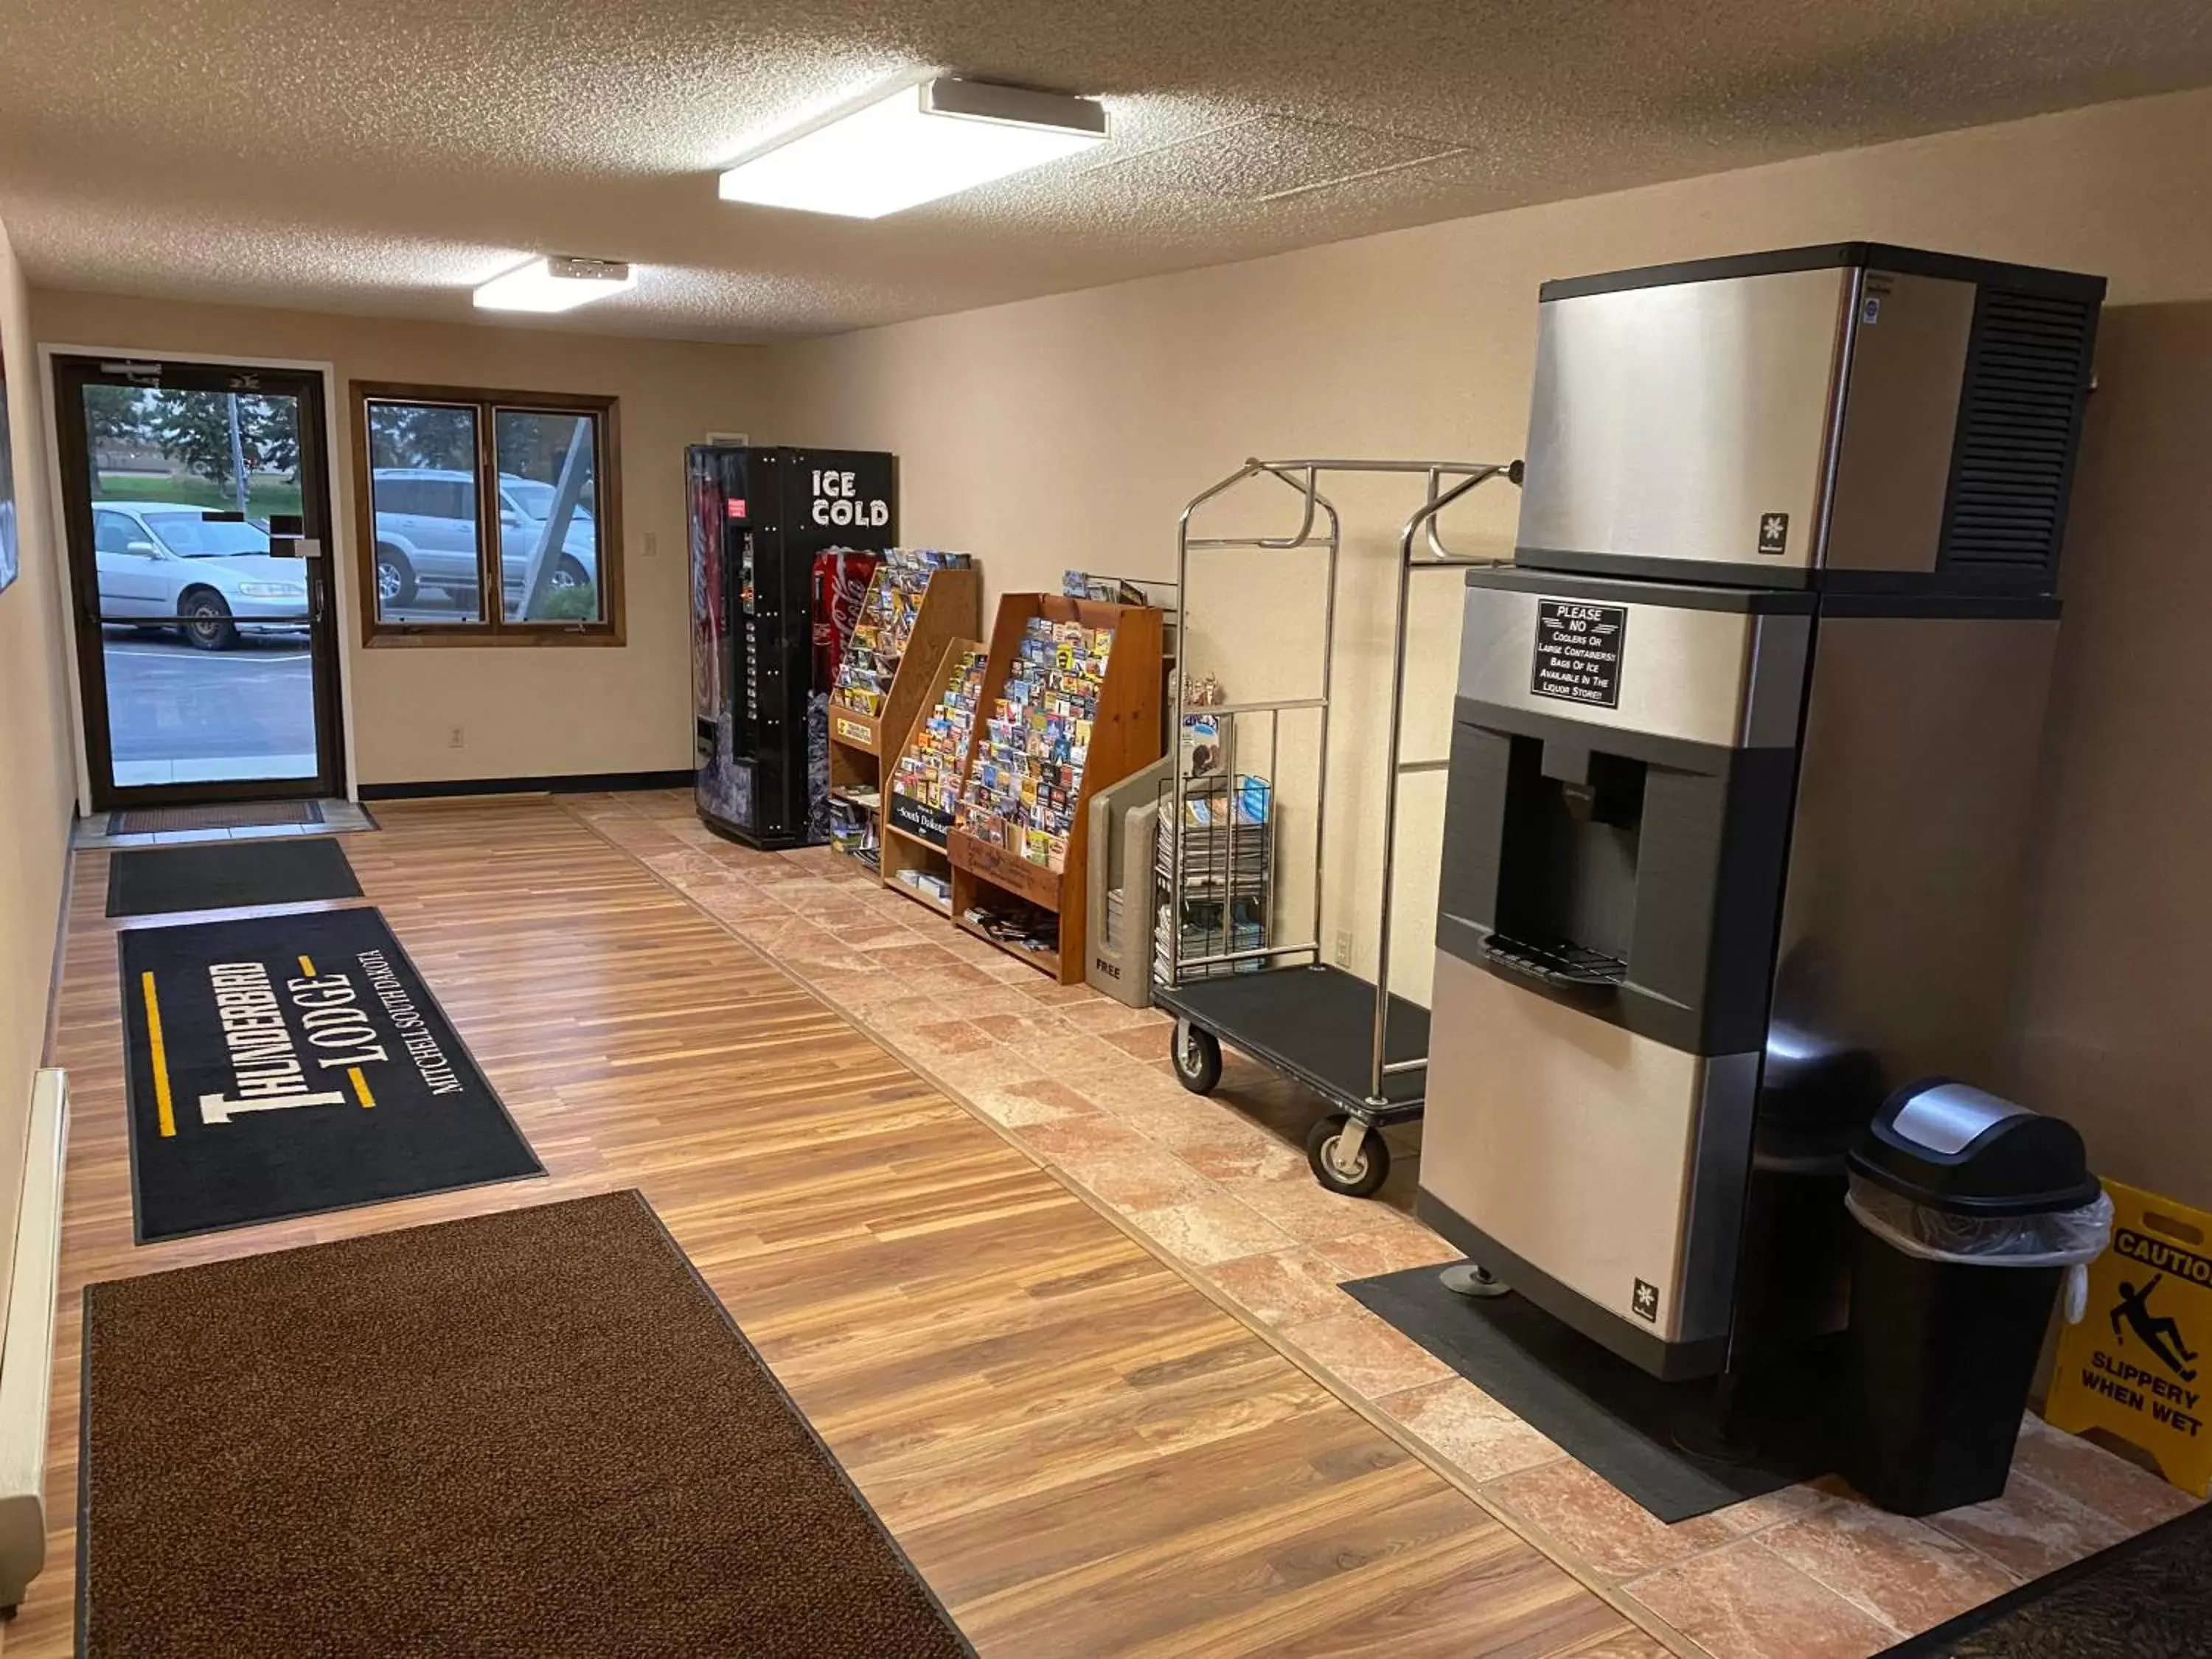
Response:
[1848,1079,2101,1216]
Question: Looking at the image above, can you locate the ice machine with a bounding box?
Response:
[1421,243,2104,1380]
[1517,243,2098,593]
[689,446,897,848]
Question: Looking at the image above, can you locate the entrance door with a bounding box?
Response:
[55,356,347,807]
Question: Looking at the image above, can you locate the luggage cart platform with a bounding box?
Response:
[1155,963,1429,1119]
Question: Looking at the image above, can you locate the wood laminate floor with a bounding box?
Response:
[13,797,1660,1658]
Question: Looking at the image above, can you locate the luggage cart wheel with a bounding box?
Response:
[1170,1018,1222,1095]
[1306,1113,1391,1198]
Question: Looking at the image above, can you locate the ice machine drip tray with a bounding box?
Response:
[1481,934,1627,992]
[1489,737,1645,986]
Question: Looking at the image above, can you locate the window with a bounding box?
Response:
[141,514,270,557]
[94,510,144,557]
[350,382,622,644]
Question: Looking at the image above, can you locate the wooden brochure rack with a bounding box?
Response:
[824,563,981,872]
[947,594,1164,984]
[880,636,987,915]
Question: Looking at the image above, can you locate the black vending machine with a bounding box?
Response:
[689,446,898,848]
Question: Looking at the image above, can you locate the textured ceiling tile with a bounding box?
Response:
[0,0,2208,340]
[1089,114,1469,202]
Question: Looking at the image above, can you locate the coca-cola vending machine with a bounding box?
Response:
[689,446,897,848]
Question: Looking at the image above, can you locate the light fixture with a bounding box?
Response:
[717,77,1108,220]
[473,256,636,313]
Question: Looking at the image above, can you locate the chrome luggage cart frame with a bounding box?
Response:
[1155,456,1522,1194]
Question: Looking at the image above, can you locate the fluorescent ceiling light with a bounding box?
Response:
[473,256,636,313]
[718,77,1108,219]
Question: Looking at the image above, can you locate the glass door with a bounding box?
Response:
[55,357,346,807]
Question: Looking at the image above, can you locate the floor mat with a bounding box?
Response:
[109,800,324,835]
[1344,1264,1843,1521]
[119,908,541,1241]
[1877,1498,2211,1655]
[77,1192,975,1659]
[106,837,362,917]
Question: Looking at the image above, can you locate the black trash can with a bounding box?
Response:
[1845,1079,2112,1516]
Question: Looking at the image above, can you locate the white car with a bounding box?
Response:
[369,468,597,614]
[92,501,309,650]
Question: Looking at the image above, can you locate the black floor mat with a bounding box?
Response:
[1877,1500,2212,1656]
[1344,1264,1844,1521]
[107,837,362,917]
[119,908,542,1241]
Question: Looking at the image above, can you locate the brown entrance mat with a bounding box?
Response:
[108,799,324,835]
[78,1191,975,1659]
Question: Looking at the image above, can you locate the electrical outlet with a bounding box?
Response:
[447,725,465,750]
[1334,928,1354,967]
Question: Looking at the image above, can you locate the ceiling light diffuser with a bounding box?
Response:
[473,256,636,313]
[717,78,1109,219]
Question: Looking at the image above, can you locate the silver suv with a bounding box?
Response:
[369,467,597,613]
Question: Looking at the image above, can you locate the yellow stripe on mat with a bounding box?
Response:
[298,955,317,977]
[142,971,177,1138]
[349,1067,376,1109]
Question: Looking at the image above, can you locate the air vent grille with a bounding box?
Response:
[1937,289,2096,583]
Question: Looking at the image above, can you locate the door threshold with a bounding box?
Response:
[75,799,376,850]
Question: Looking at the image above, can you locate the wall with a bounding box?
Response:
[763,86,2212,1034]
[29,291,772,787]
[2004,302,2212,1208]
[0,216,76,1307]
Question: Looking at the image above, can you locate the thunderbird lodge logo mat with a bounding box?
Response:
[119,908,542,1242]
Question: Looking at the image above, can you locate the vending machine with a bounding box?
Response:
[689,446,897,848]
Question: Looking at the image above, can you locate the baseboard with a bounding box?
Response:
[40,839,74,1068]
[0,1069,68,1610]
[359,770,696,801]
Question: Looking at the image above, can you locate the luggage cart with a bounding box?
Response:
[1155,457,1521,1195]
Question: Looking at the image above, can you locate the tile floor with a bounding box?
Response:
[569,788,2202,1659]
[71,798,378,850]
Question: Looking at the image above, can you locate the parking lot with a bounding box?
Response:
[101,627,319,783]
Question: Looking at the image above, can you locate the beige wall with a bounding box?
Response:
[29,291,771,787]
[2004,302,2212,1208]
[0,217,76,1307]
[763,86,2212,1037]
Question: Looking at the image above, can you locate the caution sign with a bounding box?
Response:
[2047,1178,2212,1496]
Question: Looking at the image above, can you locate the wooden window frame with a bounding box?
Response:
[349,380,625,647]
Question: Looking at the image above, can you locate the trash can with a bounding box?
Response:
[1845,1079,2113,1515]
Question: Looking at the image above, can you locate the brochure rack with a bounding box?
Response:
[880,636,987,915]
[824,560,981,871]
[947,594,1164,984]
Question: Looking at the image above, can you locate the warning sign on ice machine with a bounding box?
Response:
[1531,601,1627,709]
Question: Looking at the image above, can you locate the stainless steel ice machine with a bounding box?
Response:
[1420,243,2104,1380]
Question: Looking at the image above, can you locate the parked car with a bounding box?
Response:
[91,501,308,650]
[369,468,597,614]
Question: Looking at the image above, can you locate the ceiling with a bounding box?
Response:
[3,0,2211,343]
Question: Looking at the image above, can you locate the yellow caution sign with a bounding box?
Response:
[2047,1178,2212,1497]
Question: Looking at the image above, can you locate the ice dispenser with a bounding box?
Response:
[1425,571,1812,1377]
[1420,242,2101,1381]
